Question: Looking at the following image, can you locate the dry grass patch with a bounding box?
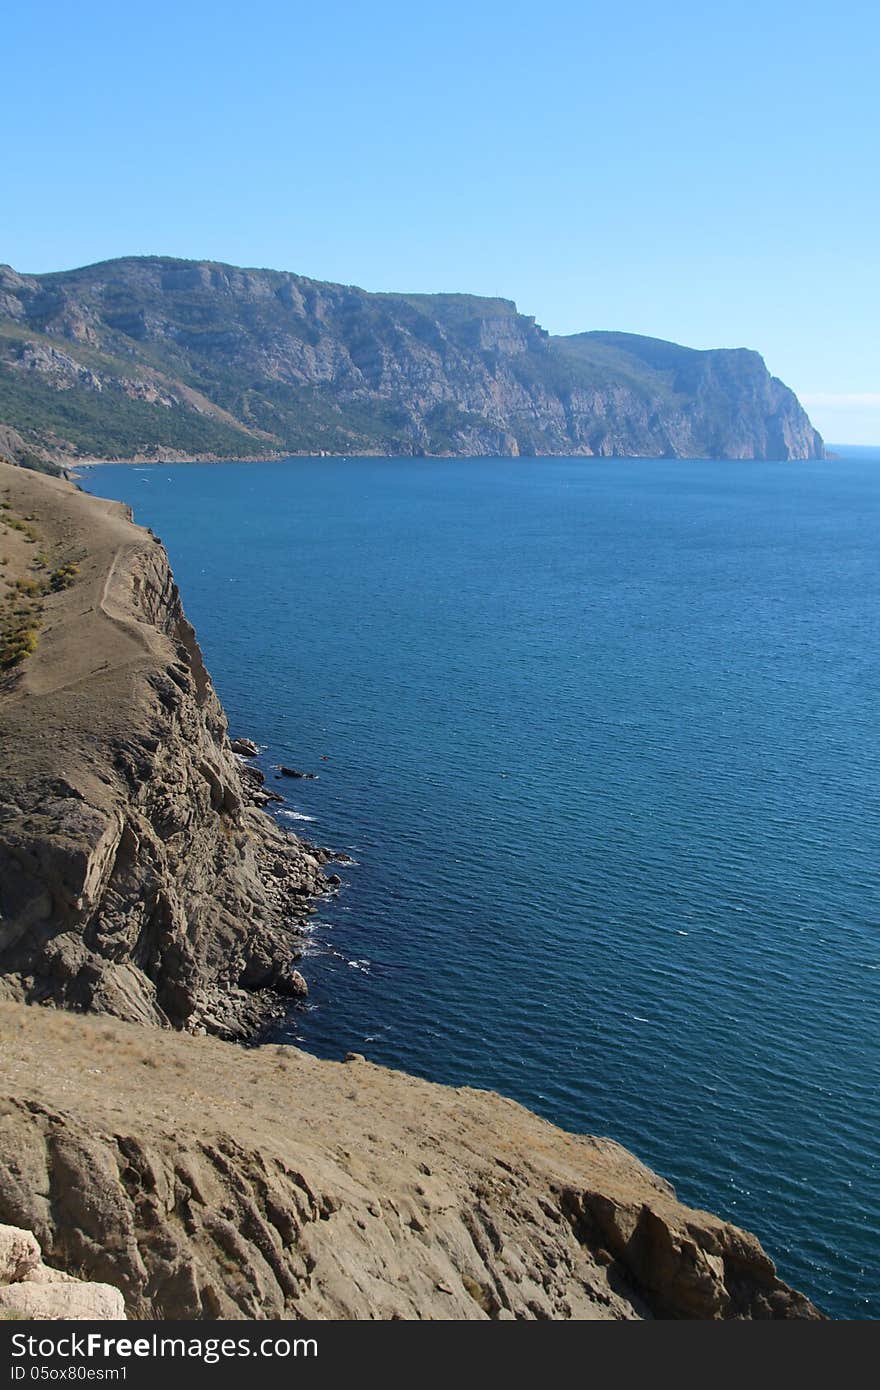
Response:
[0,497,81,669]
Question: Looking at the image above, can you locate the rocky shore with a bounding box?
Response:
[0,461,823,1318]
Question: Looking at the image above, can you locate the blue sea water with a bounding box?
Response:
[82,454,880,1319]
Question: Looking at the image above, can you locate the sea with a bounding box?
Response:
[82,452,880,1319]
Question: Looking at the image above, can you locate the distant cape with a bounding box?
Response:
[0,256,823,470]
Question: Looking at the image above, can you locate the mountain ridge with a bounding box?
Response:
[0,256,824,468]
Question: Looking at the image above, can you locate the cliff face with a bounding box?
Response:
[0,257,824,464]
[549,333,824,460]
[0,1002,821,1320]
[0,461,328,1038]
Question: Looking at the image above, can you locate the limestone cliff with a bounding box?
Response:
[0,257,824,464]
[0,460,328,1038]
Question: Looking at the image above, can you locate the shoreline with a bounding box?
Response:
[70,449,838,475]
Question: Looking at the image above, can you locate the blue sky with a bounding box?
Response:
[5,1,878,442]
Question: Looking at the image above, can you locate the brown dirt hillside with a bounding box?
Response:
[0,1000,821,1320]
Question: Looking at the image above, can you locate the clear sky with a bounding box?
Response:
[5,1,878,442]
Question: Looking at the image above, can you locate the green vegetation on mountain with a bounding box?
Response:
[0,257,824,467]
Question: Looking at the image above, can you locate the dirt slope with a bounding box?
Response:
[0,1001,820,1320]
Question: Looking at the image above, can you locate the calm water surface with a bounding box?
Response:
[83,455,880,1318]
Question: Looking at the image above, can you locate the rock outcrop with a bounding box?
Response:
[0,1221,125,1319]
[0,461,327,1039]
[0,1002,821,1320]
[0,257,824,464]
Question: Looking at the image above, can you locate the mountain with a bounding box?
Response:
[0,257,823,467]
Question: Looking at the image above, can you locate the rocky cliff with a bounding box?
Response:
[0,464,822,1319]
[0,1002,821,1319]
[0,460,330,1038]
[0,257,824,465]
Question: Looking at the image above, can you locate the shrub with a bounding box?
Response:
[1,624,39,667]
[4,518,39,542]
[50,563,79,591]
[14,577,42,597]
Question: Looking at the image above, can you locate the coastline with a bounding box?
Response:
[0,460,824,1318]
[73,453,880,1320]
[0,459,332,1039]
